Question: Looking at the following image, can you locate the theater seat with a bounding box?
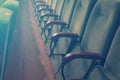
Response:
[0,7,13,80]
[32,0,57,22]
[53,0,120,79]
[1,0,19,45]
[0,0,5,5]
[41,0,77,43]
[49,0,97,57]
[60,26,120,80]
[38,0,61,27]
[87,26,120,80]
[1,0,19,12]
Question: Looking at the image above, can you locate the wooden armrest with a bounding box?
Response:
[51,32,79,41]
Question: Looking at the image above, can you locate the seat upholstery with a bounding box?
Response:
[31,0,53,21]
[0,7,13,80]
[1,0,19,45]
[42,0,77,43]
[0,0,5,5]
[0,7,13,61]
[49,0,97,57]
[55,0,120,79]
[50,0,57,10]
[38,0,64,34]
[88,26,120,80]
[1,0,19,12]
[80,0,120,60]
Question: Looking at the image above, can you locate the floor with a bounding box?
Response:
[4,0,54,80]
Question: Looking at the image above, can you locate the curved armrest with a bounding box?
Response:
[35,2,46,6]
[41,13,58,20]
[62,52,102,64]
[51,32,79,41]
[35,1,46,4]
[36,4,49,11]
[45,20,67,28]
[55,52,103,79]
[38,3,49,7]
[49,33,80,58]
[38,7,53,12]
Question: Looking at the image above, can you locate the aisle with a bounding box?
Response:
[4,0,54,80]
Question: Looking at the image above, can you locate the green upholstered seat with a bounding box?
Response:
[88,26,120,80]
[0,7,13,53]
[1,0,19,12]
[0,0,5,5]
[0,7,13,80]
[49,0,97,57]
[42,0,77,42]
[56,0,120,79]
[1,0,19,44]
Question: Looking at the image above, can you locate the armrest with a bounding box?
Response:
[37,4,49,7]
[55,52,103,79]
[51,32,79,41]
[35,1,46,4]
[38,7,53,12]
[40,13,58,20]
[49,33,81,58]
[62,52,102,64]
[37,4,49,10]
[45,20,67,28]
[35,2,46,6]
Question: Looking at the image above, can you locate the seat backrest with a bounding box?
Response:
[0,7,13,54]
[88,26,120,80]
[46,0,78,39]
[104,26,120,80]
[59,0,78,24]
[65,0,97,53]
[69,0,97,36]
[80,0,120,64]
[50,0,57,10]
[0,7,13,78]
[46,0,52,7]
[1,0,19,12]
[54,0,64,16]
[44,0,51,5]
[57,0,120,79]
[0,0,5,5]
[49,0,97,55]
